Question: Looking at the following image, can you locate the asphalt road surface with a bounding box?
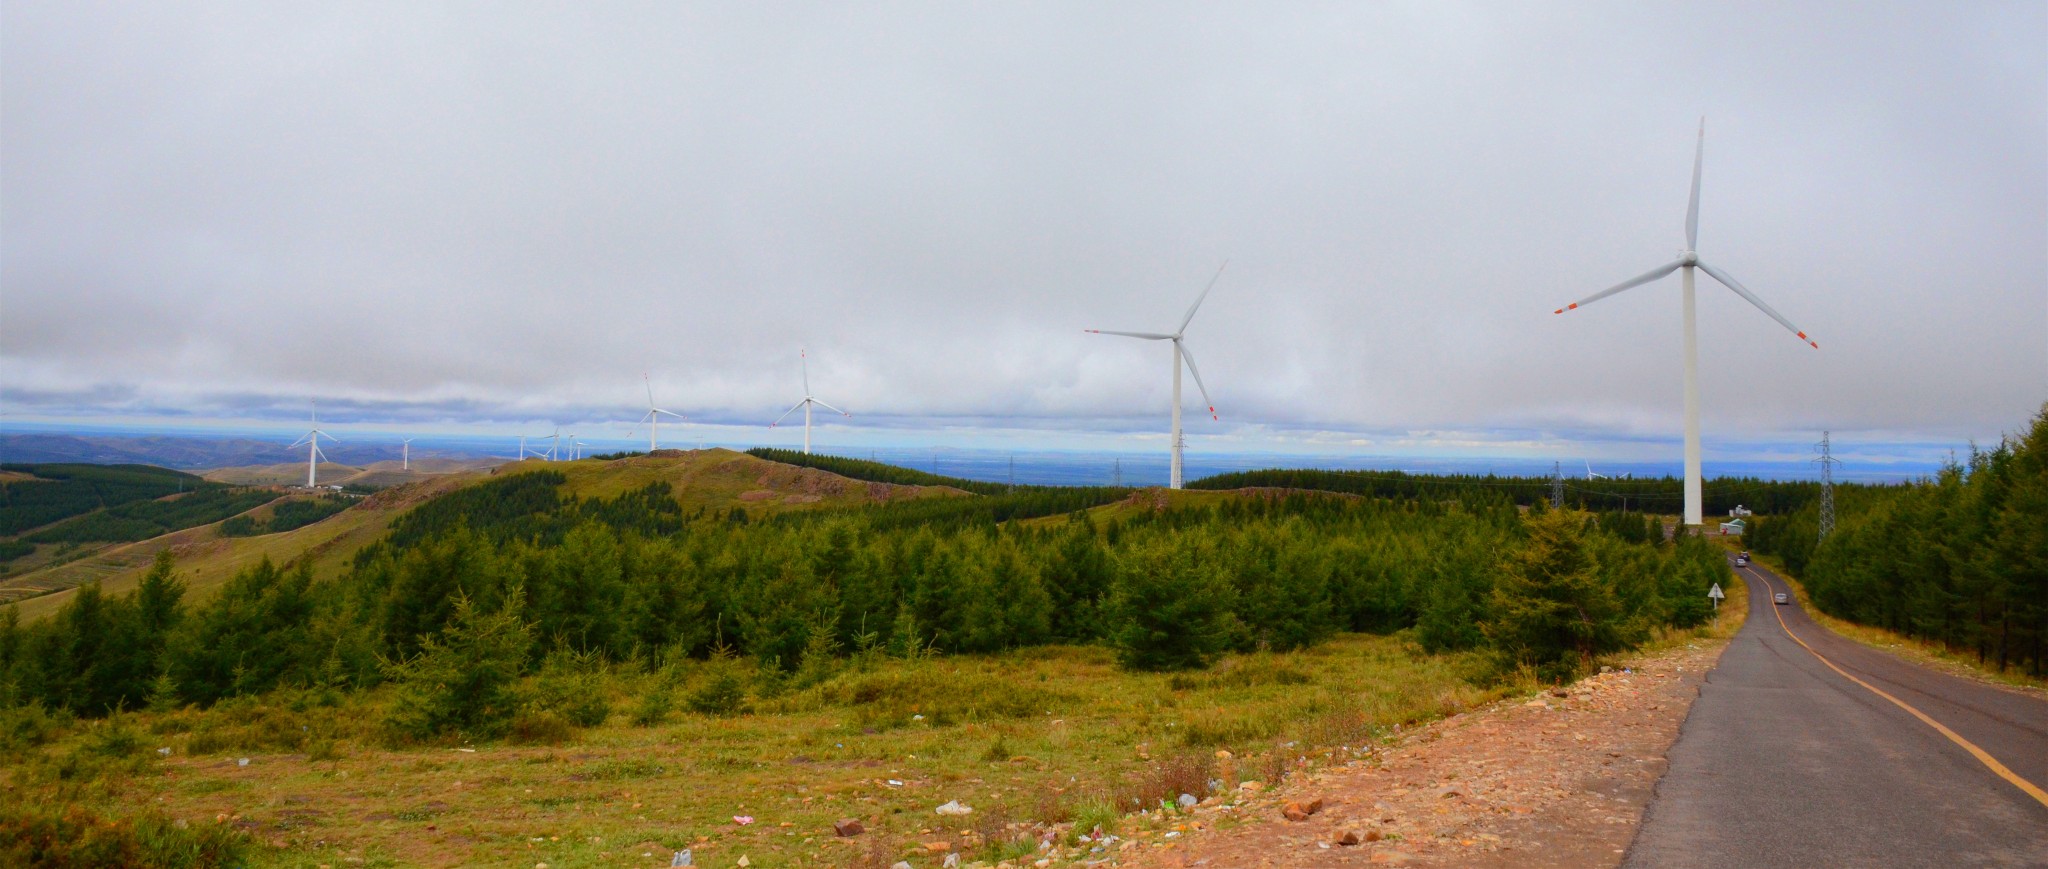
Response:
[1623,556,2048,868]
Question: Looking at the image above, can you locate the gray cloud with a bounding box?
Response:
[4,2,2042,453]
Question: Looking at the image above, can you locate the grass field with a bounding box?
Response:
[0,632,1549,869]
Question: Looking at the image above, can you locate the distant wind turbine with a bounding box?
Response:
[1586,461,1608,481]
[1087,261,1227,490]
[633,373,686,452]
[770,350,850,455]
[288,403,338,488]
[1554,121,1817,527]
[401,438,414,472]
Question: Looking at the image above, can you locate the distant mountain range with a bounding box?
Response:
[0,433,493,470]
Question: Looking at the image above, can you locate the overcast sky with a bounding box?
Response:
[4,2,2043,461]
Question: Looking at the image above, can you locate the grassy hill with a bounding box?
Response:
[7,449,959,622]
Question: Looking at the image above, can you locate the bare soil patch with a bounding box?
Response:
[1120,640,1728,868]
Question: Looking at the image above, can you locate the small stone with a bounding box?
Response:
[1335,829,1363,846]
[833,818,864,837]
[1177,793,1198,809]
[1366,830,1384,842]
[943,854,960,869]
[892,863,914,869]
[924,841,952,853]
[1237,781,1264,793]
[1281,798,1323,822]
[935,800,973,816]
[670,852,693,867]
[736,857,750,869]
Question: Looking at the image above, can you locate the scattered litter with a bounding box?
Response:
[735,856,750,868]
[454,748,476,753]
[942,853,960,868]
[669,850,692,867]
[935,800,973,816]
[237,758,249,767]
[732,815,754,826]
[885,779,904,787]
[1177,793,1198,809]
[157,747,171,756]
[912,714,925,721]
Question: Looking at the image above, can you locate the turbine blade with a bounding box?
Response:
[645,372,655,408]
[1176,259,1229,335]
[1554,260,1683,314]
[655,409,686,420]
[1177,341,1218,421]
[801,349,810,395]
[771,398,807,427]
[811,398,850,417]
[1686,118,1704,251]
[1697,261,1819,348]
[289,433,311,448]
[1085,330,1174,340]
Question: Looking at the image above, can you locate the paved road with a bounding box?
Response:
[1624,557,2048,868]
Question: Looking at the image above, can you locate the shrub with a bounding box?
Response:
[0,804,249,869]
[1107,539,1238,671]
[381,591,531,743]
[685,667,749,717]
[526,648,612,728]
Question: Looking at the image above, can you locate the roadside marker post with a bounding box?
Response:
[1708,582,1725,626]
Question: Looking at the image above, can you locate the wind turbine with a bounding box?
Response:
[288,403,338,488]
[770,350,850,455]
[1554,121,1817,527]
[1087,261,1227,490]
[1585,460,1608,481]
[634,373,686,452]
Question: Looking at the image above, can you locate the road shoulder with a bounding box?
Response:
[1121,638,1729,868]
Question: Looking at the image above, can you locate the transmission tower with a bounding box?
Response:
[1814,431,1839,542]
[1113,458,1122,488]
[1550,462,1565,509]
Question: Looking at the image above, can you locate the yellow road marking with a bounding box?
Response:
[1745,566,2048,809]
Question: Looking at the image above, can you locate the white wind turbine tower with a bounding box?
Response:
[401,438,414,472]
[1087,262,1227,490]
[1585,461,1608,481]
[770,350,850,455]
[1555,120,1817,527]
[288,403,338,488]
[634,373,686,452]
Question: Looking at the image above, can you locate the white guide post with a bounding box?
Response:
[1681,264,1703,527]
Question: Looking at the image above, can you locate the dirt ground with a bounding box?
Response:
[1114,639,1729,868]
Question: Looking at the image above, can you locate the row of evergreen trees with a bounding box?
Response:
[0,469,1729,721]
[1749,404,2047,675]
[1189,467,1822,516]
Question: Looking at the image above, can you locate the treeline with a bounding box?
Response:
[220,495,354,538]
[0,464,209,536]
[1750,404,2047,675]
[0,465,1728,722]
[22,488,277,545]
[745,448,1018,495]
[1188,468,1821,516]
